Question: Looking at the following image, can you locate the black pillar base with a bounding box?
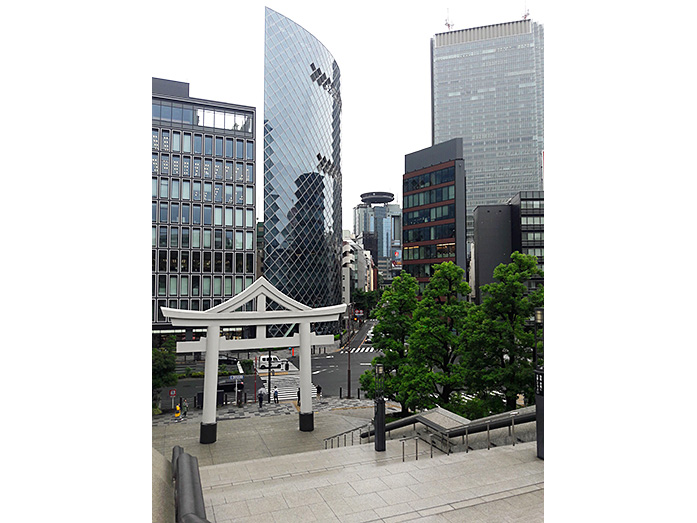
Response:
[200,422,217,444]
[374,399,386,451]
[299,412,314,432]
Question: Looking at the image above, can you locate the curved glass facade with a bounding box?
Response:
[263,8,342,315]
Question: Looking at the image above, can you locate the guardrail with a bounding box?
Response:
[324,422,373,449]
[172,446,210,523]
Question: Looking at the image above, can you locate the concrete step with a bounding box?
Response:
[198,440,543,522]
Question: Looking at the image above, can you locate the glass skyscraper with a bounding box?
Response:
[263,8,342,317]
[431,19,544,246]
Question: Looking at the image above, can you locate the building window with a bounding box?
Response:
[152,153,158,173]
[245,187,253,206]
[214,252,222,272]
[246,141,254,160]
[204,182,212,202]
[181,203,190,224]
[214,206,222,225]
[193,181,201,201]
[214,160,223,180]
[225,138,233,158]
[235,231,243,250]
[235,186,243,204]
[214,276,222,296]
[182,156,191,177]
[215,136,223,157]
[192,229,200,248]
[246,209,253,227]
[193,158,202,178]
[246,164,254,183]
[192,252,201,271]
[225,253,233,272]
[159,202,168,223]
[171,179,179,199]
[173,132,181,152]
[194,134,202,154]
[203,276,211,296]
[161,130,170,151]
[236,253,244,272]
[183,133,192,153]
[225,231,233,249]
[203,205,212,226]
[169,276,177,296]
[204,159,212,179]
[192,276,200,296]
[235,162,244,182]
[203,253,211,272]
[192,204,201,225]
[181,251,189,271]
[225,208,233,226]
[225,161,234,181]
[214,230,223,249]
[171,203,179,224]
[152,226,156,247]
[182,181,190,200]
[236,139,244,158]
[172,155,180,176]
[246,253,254,273]
[159,226,167,247]
[159,250,167,271]
[180,275,189,296]
[170,227,178,247]
[158,275,167,296]
[235,208,243,227]
[204,135,213,155]
[246,231,253,250]
[224,276,232,295]
[203,229,211,248]
[182,228,189,248]
[152,129,158,150]
[152,178,157,198]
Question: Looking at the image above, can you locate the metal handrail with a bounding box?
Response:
[399,436,420,462]
[324,421,373,449]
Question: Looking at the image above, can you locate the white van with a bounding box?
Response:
[258,355,288,370]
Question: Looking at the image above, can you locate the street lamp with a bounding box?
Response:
[533,307,544,368]
[374,363,386,451]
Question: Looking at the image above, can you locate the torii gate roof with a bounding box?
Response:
[161,277,347,327]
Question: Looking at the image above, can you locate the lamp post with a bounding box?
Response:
[533,307,544,368]
[374,363,386,451]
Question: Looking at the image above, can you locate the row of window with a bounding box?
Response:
[152,153,254,182]
[153,129,254,159]
[153,179,253,205]
[153,250,254,274]
[521,216,544,225]
[403,242,456,261]
[153,274,255,299]
[403,185,456,210]
[403,263,442,279]
[403,222,456,243]
[404,203,455,227]
[520,199,544,210]
[153,297,255,322]
[522,247,544,258]
[153,202,253,226]
[522,231,544,241]
[152,103,253,133]
[153,227,254,250]
[403,166,455,194]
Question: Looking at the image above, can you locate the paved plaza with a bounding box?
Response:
[153,397,543,522]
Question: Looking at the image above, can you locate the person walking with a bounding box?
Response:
[182,398,189,417]
[258,386,266,409]
[297,388,300,407]
[273,386,279,404]
[316,385,322,400]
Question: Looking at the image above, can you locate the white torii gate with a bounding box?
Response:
[161,277,346,443]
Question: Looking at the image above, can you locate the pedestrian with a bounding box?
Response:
[182,398,188,417]
[175,404,181,422]
[316,385,322,400]
[258,386,266,409]
[297,387,300,406]
[273,386,279,403]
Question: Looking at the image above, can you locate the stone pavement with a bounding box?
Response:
[152,398,543,522]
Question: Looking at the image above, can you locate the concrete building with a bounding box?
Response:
[152,78,256,343]
[402,138,466,294]
[263,8,342,328]
[471,190,544,303]
[431,19,544,248]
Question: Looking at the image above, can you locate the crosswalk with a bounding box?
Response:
[262,374,316,402]
[340,347,379,354]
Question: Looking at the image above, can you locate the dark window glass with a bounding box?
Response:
[246,141,254,160]
[181,204,190,224]
[203,205,212,225]
[152,102,160,119]
[172,105,183,123]
[204,159,212,179]
[192,276,200,297]
[159,226,167,247]
[158,275,167,296]
[215,136,223,157]
[192,252,201,272]
[193,204,201,225]
[225,253,233,272]
[181,251,189,271]
[182,106,193,125]
[236,140,244,158]
[160,202,168,222]
[160,104,171,122]
[170,250,178,271]
[236,253,244,272]
[152,202,157,222]
[193,158,201,178]
[181,228,189,248]
[170,227,178,248]
[215,252,222,272]
[194,134,202,154]
[215,230,222,249]
[159,250,167,271]
[204,135,213,155]
[246,253,254,273]
[225,231,233,249]
[215,160,223,180]
[225,138,233,158]
[203,252,211,272]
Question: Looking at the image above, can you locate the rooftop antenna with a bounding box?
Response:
[445,9,454,30]
[522,0,530,19]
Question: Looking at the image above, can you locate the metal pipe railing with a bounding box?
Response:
[324,421,373,449]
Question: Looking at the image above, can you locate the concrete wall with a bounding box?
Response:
[152,448,175,523]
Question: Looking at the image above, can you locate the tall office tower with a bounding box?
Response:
[431,19,544,248]
[403,138,466,294]
[152,78,256,342]
[263,8,342,325]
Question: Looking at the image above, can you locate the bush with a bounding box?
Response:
[152,406,162,416]
[240,359,254,374]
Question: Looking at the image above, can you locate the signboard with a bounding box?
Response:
[169,389,177,397]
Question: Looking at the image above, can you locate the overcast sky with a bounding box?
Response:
[151,0,547,228]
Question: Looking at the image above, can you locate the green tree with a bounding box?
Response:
[359,271,418,415]
[152,335,178,407]
[468,252,544,411]
[407,262,474,410]
[353,288,382,317]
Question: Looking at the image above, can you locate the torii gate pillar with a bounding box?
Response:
[200,323,221,443]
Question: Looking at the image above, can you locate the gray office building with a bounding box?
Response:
[263,8,342,321]
[471,191,544,304]
[152,78,257,340]
[431,19,544,247]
